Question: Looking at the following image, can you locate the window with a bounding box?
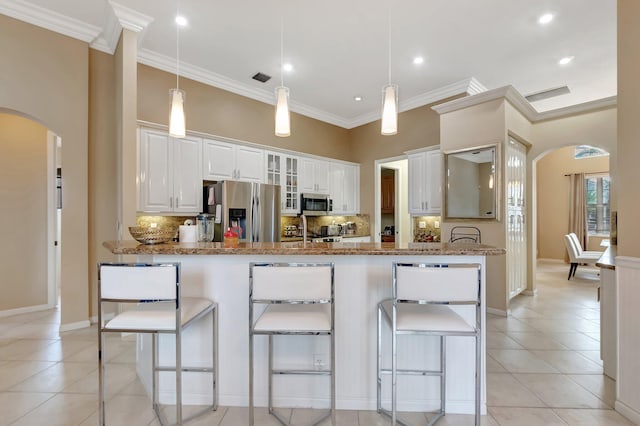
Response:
[575,145,609,159]
[585,175,610,235]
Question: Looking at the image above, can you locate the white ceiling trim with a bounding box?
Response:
[139,48,360,129]
[432,85,617,123]
[345,77,486,129]
[109,1,153,34]
[0,0,101,43]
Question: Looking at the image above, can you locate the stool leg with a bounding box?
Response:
[331,329,336,425]
[176,329,182,426]
[441,336,446,417]
[98,329,105,426]
[391,305,397,425]
[268,335,274,415]
[249,330,254,426]
[475,333,480,426]
[212,307,218,411]
[153,334,158,413]
[376,305,382,414]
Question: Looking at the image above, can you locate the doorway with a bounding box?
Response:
[374,156,410,244]
[0,112,60,316]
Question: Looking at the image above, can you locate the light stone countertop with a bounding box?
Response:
[103,240,505,256]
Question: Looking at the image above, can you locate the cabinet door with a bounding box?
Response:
[329,164,346,214]
[236,146,264,182]
[299,158,316,193]
[381,175,395,213]
[343,164,359,214]
[408,153,426,214]
[139,129,172,212]
[202,139,235,180]
[265,152,282,186]
[315,160,330,194]
[173,136,202,213]
[426,150,442,212]
[283,156,299,214]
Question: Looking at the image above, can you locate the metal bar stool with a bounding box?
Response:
[98,262,218,426]
[249,262,335,425]
[377,262,481,425]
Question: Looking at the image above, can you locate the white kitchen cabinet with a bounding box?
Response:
[202,138,263,182]
[329,162,359,215]
[300,158,330,194]
[138,128,202,213]
[408,149,441,215]
[266,151,300,215]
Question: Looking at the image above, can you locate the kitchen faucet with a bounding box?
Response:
[300,214,308,244]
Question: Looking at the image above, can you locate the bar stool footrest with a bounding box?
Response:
[272,368,331,376]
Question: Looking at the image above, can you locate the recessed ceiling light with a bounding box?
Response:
[538,13,554,25]
[413,56,424,65]
[353,96,363,102]
[558,56,574,65]
[283,63,293,72]
[175,15,188,27]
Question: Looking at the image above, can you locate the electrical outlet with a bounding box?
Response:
[418,221,426,229]
[434,221,440,229]
[313,354,327,371]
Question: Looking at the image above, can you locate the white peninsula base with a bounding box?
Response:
[130,252,487,415]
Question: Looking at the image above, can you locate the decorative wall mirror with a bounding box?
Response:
[443,143,500,221]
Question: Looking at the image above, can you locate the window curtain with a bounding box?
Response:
[567,173,587,262]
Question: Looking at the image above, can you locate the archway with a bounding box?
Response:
[0,111,60,316]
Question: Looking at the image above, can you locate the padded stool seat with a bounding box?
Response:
[105,298,214,331]
[379,300,475,333]
[254,304,331,332]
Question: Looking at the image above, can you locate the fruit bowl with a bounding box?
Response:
[128,227,174,245]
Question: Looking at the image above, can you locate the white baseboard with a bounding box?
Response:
[487,307,507,317]
[537,258,564,263]
[0,303,55,318]
[521,289,538,296]
[59,319,91,332]
[89,312,115,324]
[615,400,640,425]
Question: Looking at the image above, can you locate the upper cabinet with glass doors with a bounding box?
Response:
[266,151,300,215]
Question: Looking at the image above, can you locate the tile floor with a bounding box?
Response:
[0,260,633,425]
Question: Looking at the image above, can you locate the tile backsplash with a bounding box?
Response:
[281,214,370,237]
[412,216,441,242]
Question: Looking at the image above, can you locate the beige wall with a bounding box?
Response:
[88,49,118,317]
[137,65,352,161]
[618,0,640,258]
[350,101,446,219]
[439,99,509,312]
[0,15,89,326]
[0,114,48,310]
[536,146,610,260]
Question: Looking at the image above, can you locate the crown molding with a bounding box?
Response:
[431,85,617,123]
[109,1,153,34]
[535,96,617,121]
[0,0,101,43]
[347,77,486,129]
[89,4,121,54]
[137,48,353,128]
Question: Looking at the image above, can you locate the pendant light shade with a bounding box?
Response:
[169,88,186,138]
[381,84,398,135]
[275,86,291,137]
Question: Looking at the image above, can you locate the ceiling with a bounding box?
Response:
[2,0,617,128]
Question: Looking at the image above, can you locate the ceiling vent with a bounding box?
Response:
[252,72,271,83]
[525,85,570,102]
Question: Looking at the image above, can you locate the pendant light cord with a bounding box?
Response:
[387,3,391,85]
[176,0,180,90]
[280,16,284,87]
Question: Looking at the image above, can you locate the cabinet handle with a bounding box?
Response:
[176,198,179,209]
[425,201,428,210]
[170,197,173,209]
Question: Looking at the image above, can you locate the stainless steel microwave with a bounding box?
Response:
[300,193,332,216]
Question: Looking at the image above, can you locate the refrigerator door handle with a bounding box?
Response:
[251,190,260,242]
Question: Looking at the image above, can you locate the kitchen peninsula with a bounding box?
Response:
[104,240,504,414]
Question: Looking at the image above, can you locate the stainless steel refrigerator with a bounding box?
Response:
[204,181,281,243]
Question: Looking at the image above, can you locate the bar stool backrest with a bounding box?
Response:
[99,263,179,302]
[251,263,333,302]
[394,263,481,303]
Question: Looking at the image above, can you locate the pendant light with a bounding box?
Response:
[381,6,398,136]
[169,2,186,138]
[275,17,291,137]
